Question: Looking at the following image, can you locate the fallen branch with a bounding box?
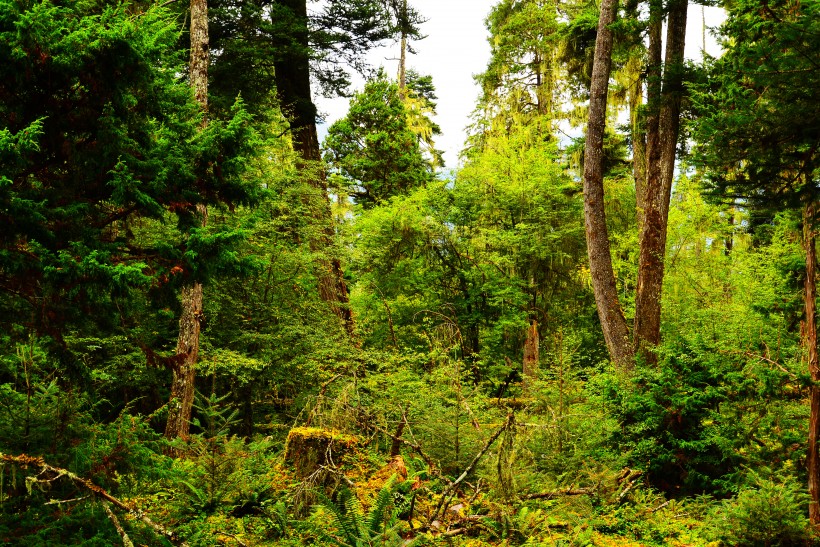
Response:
[1,453,188,547]
[618,470,643,502]
[103,502,134,547]
[429,412,515,524]
[522,487,595,500]
[647,499,671,513]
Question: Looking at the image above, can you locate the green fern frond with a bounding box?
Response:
[366,475,397,536]
[316,490,362,547]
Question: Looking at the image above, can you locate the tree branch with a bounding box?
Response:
[1,453,188,547]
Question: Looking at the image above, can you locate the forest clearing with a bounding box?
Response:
[1,0,820,545]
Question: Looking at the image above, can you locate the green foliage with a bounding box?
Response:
[0,0,260,352]
[705,474,811,546]
[315,476,403,547]
[324,72,434,208]
[692,0,820,210]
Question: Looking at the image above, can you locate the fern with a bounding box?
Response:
[366,476,397,538]
[315,475,402,547]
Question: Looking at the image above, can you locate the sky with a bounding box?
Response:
[315,1,727,170]
[316,0,497,169]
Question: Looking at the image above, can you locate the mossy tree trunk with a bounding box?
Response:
[165,0,209,447]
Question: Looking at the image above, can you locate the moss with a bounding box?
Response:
[284,427,359,477]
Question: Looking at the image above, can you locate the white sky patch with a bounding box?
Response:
[315,2,727,169]
[316,0,497,169]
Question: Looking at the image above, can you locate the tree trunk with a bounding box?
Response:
[523,320,539,392]
[165,0,209,446]
[804,201,820,526]
[397,0,407,97]
[633,0,687,363]
[273,0,354,337]
[582,0,632,367]
[631,72,646,230]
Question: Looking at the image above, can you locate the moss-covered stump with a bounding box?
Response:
[284,427,359,477]
[493,397,533,409]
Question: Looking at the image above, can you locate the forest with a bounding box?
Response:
[1,0,819,544]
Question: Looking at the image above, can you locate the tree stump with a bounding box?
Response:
[284,427,358,477]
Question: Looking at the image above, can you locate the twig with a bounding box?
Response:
[1,453,188,547]
[104,502,134,547]
[44,495,89,505]
[356,411,436,470]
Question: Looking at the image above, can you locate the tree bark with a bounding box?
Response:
[633,0,687,363]
[273,0,354,337]
[397,0,407,97]
[631,72,646,230]
[166,0,209,446]
[523,320,539,392]
[582,0,632,366]
[804,201,820,526]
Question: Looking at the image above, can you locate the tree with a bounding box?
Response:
[165,0,211,447]
[324,73,434,209]
[692,0,820,523]
[207,0,392,337]
[0,1,258,368]
[581,0,631,365]
[582,0,690,366]
[633,0,688,360]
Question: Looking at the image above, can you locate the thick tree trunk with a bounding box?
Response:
[273,0,354,337]
[583,0,632,366]
[166,283,203,443]
[166,0,209,446]
[633,0,687,363]
[804,202,820,526]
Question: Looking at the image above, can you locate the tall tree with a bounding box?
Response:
[0,1,257,373]
[633,0,688,361]
[271,0,390,336]
[165,0,210,446]
[324,73,434,208]
[582,0,632,365]
[693,0,820,521]
[582,0,689,366]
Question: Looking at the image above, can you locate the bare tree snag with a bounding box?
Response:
[0,453,188,547]
[166,0,209,447]
[804,201,820,526]
[397,0,408,97]
[582,0,632,367]
[390,408,408,457]
[522,320,539,392]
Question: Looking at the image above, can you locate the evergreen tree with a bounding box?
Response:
[0,1,258,370]
[693,0,820,523]
[324,73,434,209]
